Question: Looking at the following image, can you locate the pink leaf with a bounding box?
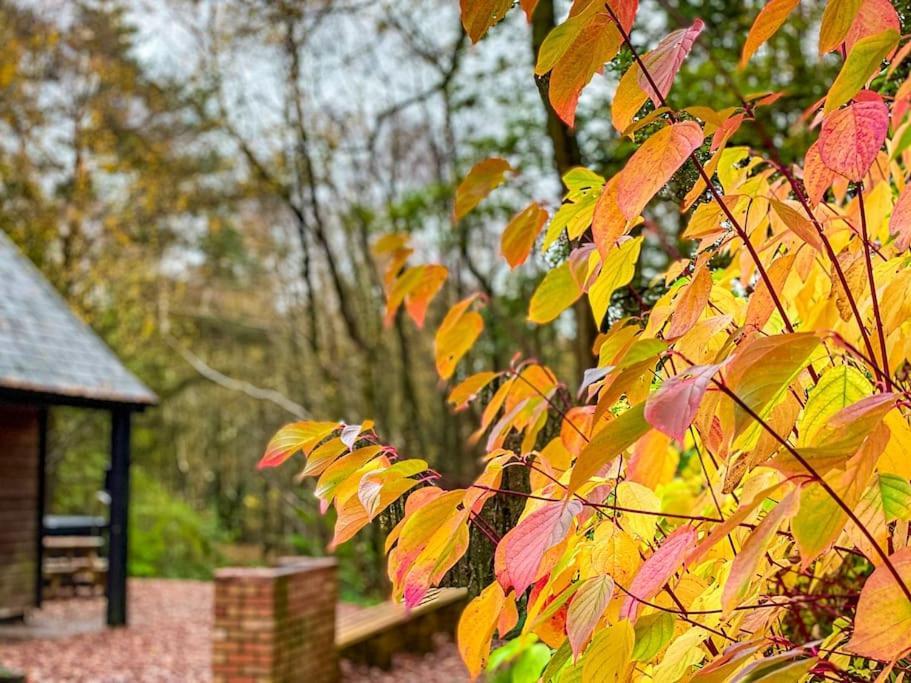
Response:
[891,184,911,251]
[620,525,696,621]
[645,364,722,442]
[638,20,704,104]
[495,499,583,594]
[843,0,900,54]
[818,94,888,181]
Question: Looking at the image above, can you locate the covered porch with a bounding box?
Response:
[0,231,156,627]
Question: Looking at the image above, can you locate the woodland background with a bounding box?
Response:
[2,0,900,602]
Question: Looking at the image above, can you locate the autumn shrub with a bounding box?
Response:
[261,0,911,680]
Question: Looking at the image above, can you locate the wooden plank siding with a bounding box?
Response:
[0,405,39,620]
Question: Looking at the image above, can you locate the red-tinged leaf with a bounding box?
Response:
[453,157,512,222]
[665,266,713,339]
[803,140,836,206]
[825,29,899,114]
[616,121,704,220]
[435,296,485,380]
[890,182,911,250]
[645,363,722,442]
[458,582,506,679]
[549,14,621,127]
[520,0,539,21]
[494,499,583,594]
[689,640,765,682]
[638,20,704,104]
[819,0,862,54]
[722,491,798,613]
[843,0,900,54]
[460,0,513,42]
[501,202,549,268]
[329,493,370,550]
[566,575,614,659]
[818,94,889,182]
[258,420,339,469]
[847,548,911,660]
[569,402,650,494]
[740,0,800,69]
[620,525,696,621]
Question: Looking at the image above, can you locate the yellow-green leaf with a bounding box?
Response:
[824,29,899,113]
[528,262,583,324]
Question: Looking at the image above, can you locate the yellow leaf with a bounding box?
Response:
[259,421,339,469]
[457,581,506,679]
[589,236,642,325]
[580,619,634,683]
[528,262,583,324]
[435,296,485,379]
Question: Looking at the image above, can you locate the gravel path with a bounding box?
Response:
[0,579,467,682]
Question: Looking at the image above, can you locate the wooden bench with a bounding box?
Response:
[336,588,468,669]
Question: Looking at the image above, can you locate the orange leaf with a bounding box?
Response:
[611,62,649,132]
[454,157,512,222]
[501,202,549,268]
[665,265,713,339]
[847,548,911,660]
[616,121,704,220]
[549,14,621,127]
[404,264,448,328]
[460,0,513,43]
[818,94,889,181]
[740,0,800,69]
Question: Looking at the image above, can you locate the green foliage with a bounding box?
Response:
[129,468,222,580]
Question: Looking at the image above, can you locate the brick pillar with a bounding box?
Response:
[213,558,338,683]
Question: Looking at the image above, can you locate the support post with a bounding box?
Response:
[106,408,131,627]
[35,407,48,608]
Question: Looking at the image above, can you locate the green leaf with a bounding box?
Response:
[632,612,675,662]
[825,29,899,113]
[879,473,911,522]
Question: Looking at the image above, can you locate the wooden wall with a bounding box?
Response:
[0,405,39,619]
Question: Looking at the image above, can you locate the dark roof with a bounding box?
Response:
[0,231,156,407]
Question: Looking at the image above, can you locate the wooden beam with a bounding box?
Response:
[106,408,131,627]
[35,407,48,608]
